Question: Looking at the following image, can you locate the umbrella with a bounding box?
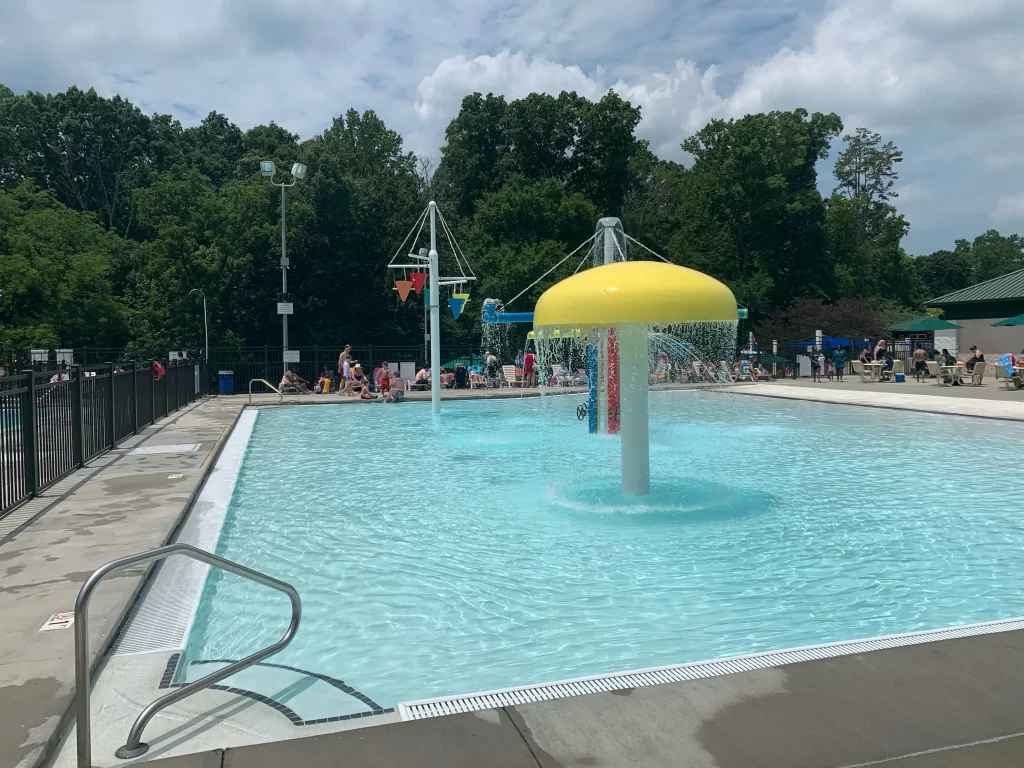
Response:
[992,313,1024,327]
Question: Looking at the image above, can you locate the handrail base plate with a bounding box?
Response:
[115,743,150,759]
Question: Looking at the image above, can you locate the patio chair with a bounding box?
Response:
[501,365,523,388]
[550,364,572,386]
[880,360,904,382]
[852,360,872,382]
[995,365,1015,389]
[966,361,987,386]
[926,360,949,385]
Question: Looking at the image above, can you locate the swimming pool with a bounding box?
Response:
[182,392,1024,710]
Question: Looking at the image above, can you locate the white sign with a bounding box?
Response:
[283,350,301,363]
[277,302,294,315]
[40,612,74,632]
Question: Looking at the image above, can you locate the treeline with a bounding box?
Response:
[0,84,1021,354]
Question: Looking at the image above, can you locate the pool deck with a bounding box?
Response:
[3,383,1024,768]
[142,625,1024,767]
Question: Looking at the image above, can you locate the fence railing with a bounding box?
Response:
[0,361,207,521]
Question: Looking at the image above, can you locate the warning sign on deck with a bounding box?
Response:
[40,612,75,631]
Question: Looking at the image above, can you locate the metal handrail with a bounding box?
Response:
[75,542,301,766]
[248,378,283,404]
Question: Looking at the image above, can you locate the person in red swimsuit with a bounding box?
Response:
[523,350,536,387]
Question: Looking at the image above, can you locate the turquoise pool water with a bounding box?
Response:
[184,392,1024,709]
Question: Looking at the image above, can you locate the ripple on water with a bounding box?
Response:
[182,392,1024,709]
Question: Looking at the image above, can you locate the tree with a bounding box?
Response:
[913,249,973,300]
[959,229,1024,283]
[679,109,844,312]
[754,298,885,343]
[833,127,903,250]
[0,183,128,349]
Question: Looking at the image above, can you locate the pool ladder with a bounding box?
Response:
[74,542,301,767]
[249,378,284,404]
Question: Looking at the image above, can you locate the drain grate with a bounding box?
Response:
[398,616,1024,719]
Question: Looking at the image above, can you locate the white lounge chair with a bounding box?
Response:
[966,361,987,386]
[926,360,950,385]
[501,365,522,388]
[880,360,904,382]
[995,365,1015,389]
[852,360,872,382]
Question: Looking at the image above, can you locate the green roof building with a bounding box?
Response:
[926,268,1024,357]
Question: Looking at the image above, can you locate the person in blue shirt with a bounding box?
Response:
[831,345,847,382]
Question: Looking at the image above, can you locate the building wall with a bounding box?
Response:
[952,319,1024,358]
[933,330,958,357]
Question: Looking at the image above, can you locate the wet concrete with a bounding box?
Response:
[0,397,245,768]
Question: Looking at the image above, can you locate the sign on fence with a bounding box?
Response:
[277,302,294,315]
[283,350,300,363]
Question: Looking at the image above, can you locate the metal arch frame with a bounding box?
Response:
[74,543,301,766]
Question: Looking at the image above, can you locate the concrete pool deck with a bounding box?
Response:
[3,382,1024,768]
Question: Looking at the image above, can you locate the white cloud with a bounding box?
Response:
[2,0,1023,251]
[992,192,1024,224]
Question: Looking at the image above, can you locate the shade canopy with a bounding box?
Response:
[992,313,1024,327]
[533,261,738,331]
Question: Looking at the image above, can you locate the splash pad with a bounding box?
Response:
[534,261,738,496]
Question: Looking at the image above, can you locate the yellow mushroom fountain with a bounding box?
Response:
[533,260,738,496]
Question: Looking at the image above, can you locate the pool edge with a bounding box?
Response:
[398,614,1024,719]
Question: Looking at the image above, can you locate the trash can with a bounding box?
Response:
[218,370,234,394]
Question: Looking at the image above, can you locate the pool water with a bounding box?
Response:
[184,392,1024,708]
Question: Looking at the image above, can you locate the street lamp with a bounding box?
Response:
[260,160,307,375]
[187,289,208,362]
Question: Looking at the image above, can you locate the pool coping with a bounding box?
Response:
[397,615,1024,720]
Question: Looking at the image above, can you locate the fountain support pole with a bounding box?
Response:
[616,324,650,495]
[603,222,620,434]
[428,201,441,415]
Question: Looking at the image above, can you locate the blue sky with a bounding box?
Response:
[3,0,1023,254]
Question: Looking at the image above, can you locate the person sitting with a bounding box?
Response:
[279,368,310,394]
[965,346,984,372]
[940,348,957,366]
[411,367,430,390]
[385,370,406,402]
[440,367,455,388]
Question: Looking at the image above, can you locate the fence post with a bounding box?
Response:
[71,365,83,467]
[164,361,170,418]
[21,370,38,498]
[131,361,139,434]
[150,362,156,424]
[368,344,373,371]
[107,362,116,448]
[264,346,269,383]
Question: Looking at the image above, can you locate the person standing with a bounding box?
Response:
[337,344,352,380]
[831,345,847,382]
[810,347,822,382]
[912,345,929,382]
[514,349,524,370]
[523,348,537,387]
[873,339,887,361]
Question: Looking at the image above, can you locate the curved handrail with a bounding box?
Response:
[74,542,301,765]
[249,378,283,405]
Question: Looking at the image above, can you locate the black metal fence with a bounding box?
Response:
[0,361,206,520]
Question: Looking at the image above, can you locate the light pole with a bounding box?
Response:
[260,160,307,378]
[187,289,208,362]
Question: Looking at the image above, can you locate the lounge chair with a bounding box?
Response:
[995,365,1015,389]
[501,365,523,388]
[926,360,949,385]
[852,360,872,382]
[880,360,904,382]
[550,364,572,387]
[966,361,987,386]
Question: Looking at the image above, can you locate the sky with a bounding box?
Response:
[2,0,1023,254]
